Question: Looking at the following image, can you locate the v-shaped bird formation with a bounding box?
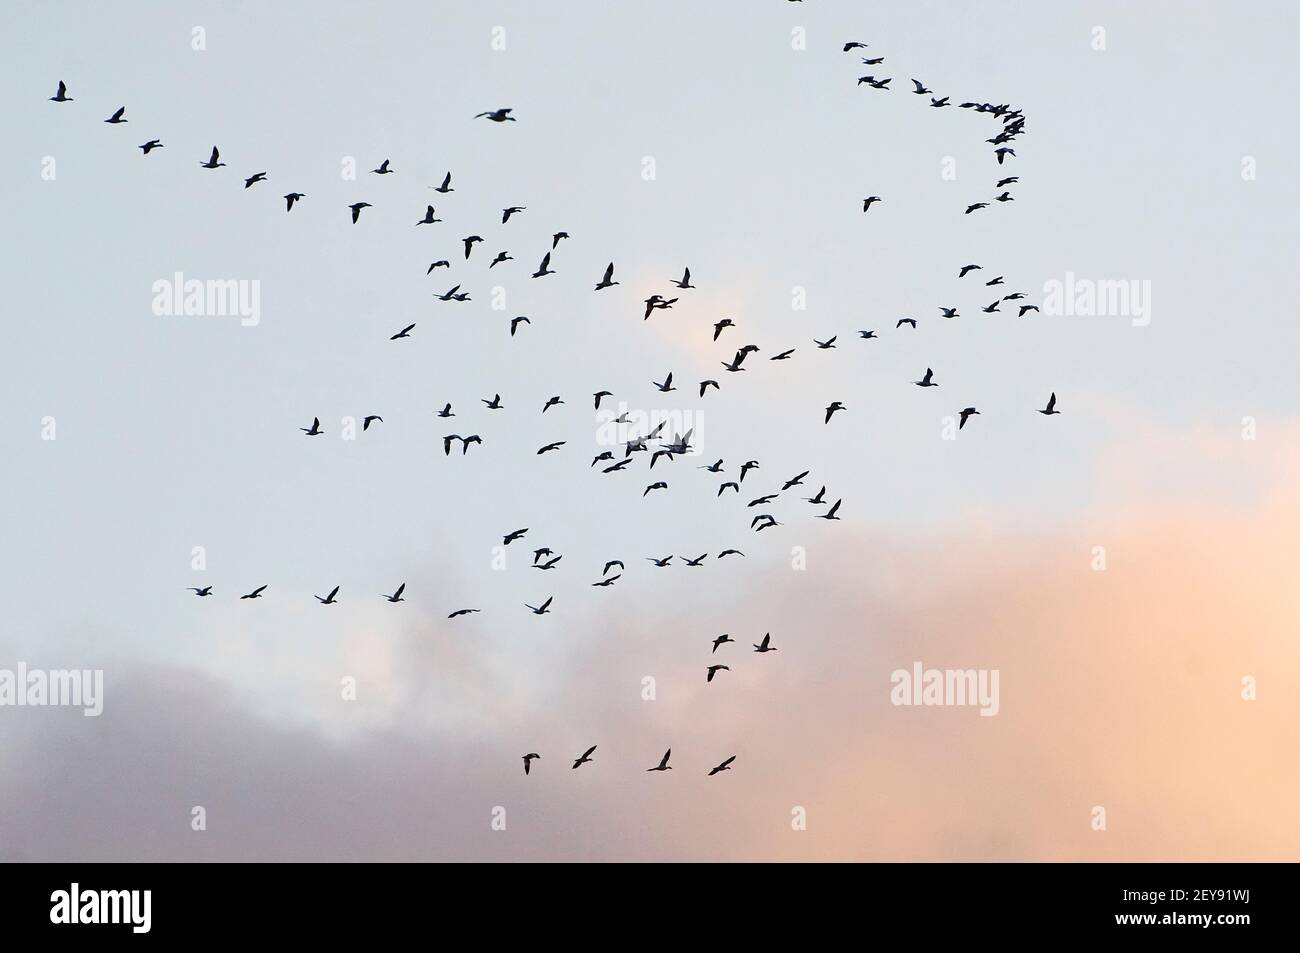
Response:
[47,30,1059,781]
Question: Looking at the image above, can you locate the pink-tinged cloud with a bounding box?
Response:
[3,425,1297,861]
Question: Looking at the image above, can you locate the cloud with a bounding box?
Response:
[4,423,1297,860]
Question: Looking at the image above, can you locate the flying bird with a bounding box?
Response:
[315,586,340,605]
[532,252,555,278]
[49,81,73,102]
[432,172,454,193]
[348,202,371,223]
[415,205,440,225]
[863,196,882,211]
[525,597,553,615]
[712,634,734,653]
[707,664,730,683]
[825,401,845,423]
[670,268,694,289]
[240,585,267,600]
[104,106,127,124]
[390,323,416,340]
[572,745,596,769]
[188,586,213,597]
[503,528,529,545]
[915,368,937,387]
[448,608,480,619]
[301,417,323,436]
[243,172,267,189]
[522,753,540,775]
[139,139,163,154]
[371,159,393,175]
[594,263,618,290]
[362,415,382,431]
[382,583,406,603]
[284,192,305,211]
[816,499,842,521]
[958,407,980,429]
[510,315,530,336]
[754,633,777,653]
[647,749,673,772]
[501,206,525,223]
[1038,393,1060,415]
[476,108,516,122]
[708,756,736,777]
[199,146,226,169]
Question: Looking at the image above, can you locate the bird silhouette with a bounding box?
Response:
[199,146,225,169]
[708,756,737,776]
[594,263,618,290]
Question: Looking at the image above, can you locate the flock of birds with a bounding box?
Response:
[50,33,1057,779]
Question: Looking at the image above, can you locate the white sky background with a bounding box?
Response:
[0,1,1298,859]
